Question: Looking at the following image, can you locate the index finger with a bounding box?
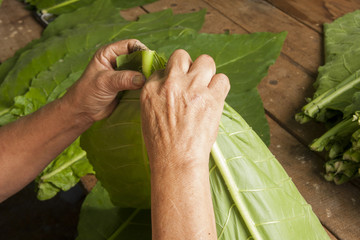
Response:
[91,39,147,70]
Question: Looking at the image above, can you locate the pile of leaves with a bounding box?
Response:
[0,0,330,239]
[296,10,360,184]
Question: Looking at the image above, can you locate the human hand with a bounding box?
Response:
[62,39,147,123]
[140,49,230,171]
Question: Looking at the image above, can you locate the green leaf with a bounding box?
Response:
[314,10,360,97]
[76,182,151,240]
[0,8,205,115]
[116,50,167,78]
[310,117,359,152]
[297,11,360,123]
[210,103,329,239]
[36,138,94,200]
[299,69,360,122]
[25,0,158,15]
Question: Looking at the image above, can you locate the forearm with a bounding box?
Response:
[0,97,92,202]
[151,159,217,240]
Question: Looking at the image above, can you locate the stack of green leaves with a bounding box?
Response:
[78,48,329,239]
[296,10,360,184]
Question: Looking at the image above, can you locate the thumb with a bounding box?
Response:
[107,70,145,92]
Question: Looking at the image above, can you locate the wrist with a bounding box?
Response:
[57,96,94,132]
[149,154,210,178]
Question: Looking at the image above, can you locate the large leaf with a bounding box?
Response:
[77,182,151,240]
[0,8,205,115]
[0,0,142,87]
[210,103,329,239]
[314,10,360,98]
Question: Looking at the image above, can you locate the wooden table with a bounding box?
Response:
[1,0,360,239]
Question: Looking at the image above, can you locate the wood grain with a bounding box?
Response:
[143,0,249,34]
[266,0,360,33]
[203,0,322,75]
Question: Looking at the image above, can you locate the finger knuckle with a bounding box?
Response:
[173,49,189,57]
[94,48,108,66]
[217,74,230,88]
[199,54,215,63]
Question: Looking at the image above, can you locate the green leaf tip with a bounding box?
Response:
[116,50,167,78]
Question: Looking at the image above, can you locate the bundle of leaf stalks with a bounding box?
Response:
[296,10,360,184]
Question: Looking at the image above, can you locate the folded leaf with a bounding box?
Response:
[211,103,329,239]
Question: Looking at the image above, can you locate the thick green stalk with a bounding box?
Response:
[42,0,81,13]
[310,117,359,152]
[141,50,156,78]
[211,142,261,240]
[300,70,360,119]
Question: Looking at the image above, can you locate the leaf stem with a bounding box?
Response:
[108,209,141,240]
[41,151,86,180]
[303,71,360,118]
[211,142,262,240]
[0,107,10,117]
[310,118,359,152]
[42,0,81,14]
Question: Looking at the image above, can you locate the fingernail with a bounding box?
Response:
[132,41,148,52]
[132,75,145,86]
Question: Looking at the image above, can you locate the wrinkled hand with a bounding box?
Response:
[141,49,230,171]
[63,39,147,123]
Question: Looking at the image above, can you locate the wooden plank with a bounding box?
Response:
[143,0,249,34]
[120,6,147,21]
[0,0,43,62]
[267,116,360,240]
[203,0,322,75]
[266,0,360,33]
[258,55,327,145]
